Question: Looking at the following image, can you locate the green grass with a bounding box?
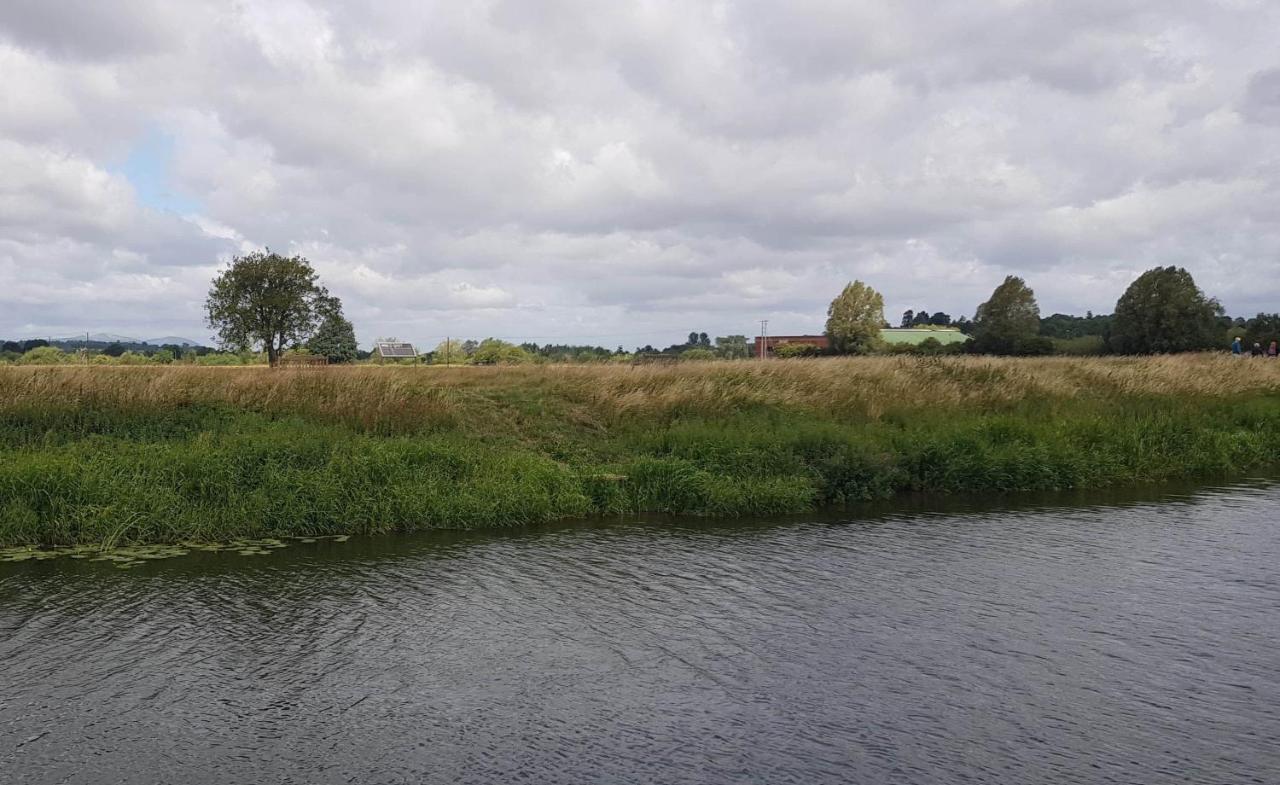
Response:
[2,357,1279,546]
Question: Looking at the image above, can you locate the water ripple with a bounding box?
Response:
[2,481,1278,784]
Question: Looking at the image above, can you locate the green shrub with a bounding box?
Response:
[18,346,66,365]
[772,343,819,358]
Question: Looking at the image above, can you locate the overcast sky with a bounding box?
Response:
[3,0,1278,348]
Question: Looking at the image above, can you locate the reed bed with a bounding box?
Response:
[2,355,1279,547]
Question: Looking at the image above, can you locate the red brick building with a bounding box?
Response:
[752,335,830,358]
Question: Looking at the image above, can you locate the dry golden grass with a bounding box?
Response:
[3,354,1279,431]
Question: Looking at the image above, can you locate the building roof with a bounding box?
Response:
[879,328,967,345]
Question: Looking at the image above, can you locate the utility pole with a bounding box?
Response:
[445,336,450,366]
[758,319,769,359]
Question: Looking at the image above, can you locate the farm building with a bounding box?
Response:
[752,335,830,357]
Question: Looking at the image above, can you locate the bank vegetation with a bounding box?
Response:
[3,355,1280,546]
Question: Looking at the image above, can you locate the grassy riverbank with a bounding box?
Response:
[3,356,1280,546]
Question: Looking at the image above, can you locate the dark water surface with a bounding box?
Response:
[3,481,1279,784]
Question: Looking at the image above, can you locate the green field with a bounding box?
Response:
[2,355,1279,548]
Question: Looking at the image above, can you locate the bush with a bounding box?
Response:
[680,347,717,361]
[18,346,67,365]
[196,353,244,366]
[772,343,819,358]
[1053,335,1106,356]
[116,352,150,366]
[471,339,533,365]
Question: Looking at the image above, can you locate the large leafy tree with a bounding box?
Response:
[1107,267,1222,354]
[971,276,1049,355]
[825,281,885,354]
[307,296,358,364]
[205,250,328,366]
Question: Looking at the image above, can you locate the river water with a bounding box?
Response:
[2,481,1278,784]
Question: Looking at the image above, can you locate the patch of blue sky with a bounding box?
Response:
[114,127,203,215]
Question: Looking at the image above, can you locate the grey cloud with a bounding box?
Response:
[1242,68,1280,125]
[2,0,1280,347]
[0,0,179,61]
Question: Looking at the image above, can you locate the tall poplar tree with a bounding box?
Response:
[971,276,1049,355]
[825,281,885,354]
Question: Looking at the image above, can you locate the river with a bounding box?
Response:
[2,480,1278,784]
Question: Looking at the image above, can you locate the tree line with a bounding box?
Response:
[6,253,1270,366]
[825,266,1270,356]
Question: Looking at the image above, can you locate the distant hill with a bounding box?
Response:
[70,333,139,344]
[46,333,206,347]
[2,333,211,354]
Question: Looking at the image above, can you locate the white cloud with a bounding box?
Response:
[2,0,1279,347]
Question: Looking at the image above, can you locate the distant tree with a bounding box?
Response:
[152,349,175,364]
[2,341,20,353]
[1244,313,1280,348]
[912,310,932,326]
[102,342,127,357]
[929,312,952,326]
[461,339,479,357]
[681,347,716,361]
[953,315,974,335]
[18,346,66,365]
[21,339,49,353]
[205,249,328,367]
[432,338,466,364]
[714,335,750,359]
[825,281,885,355]
[306,296,358,363]
[471,338,532,365]
[1107,267,1222,354]
[1039,312,1112,339]
[687,331,700,346]
[971,276,1047,355]
[900,310,915,328]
